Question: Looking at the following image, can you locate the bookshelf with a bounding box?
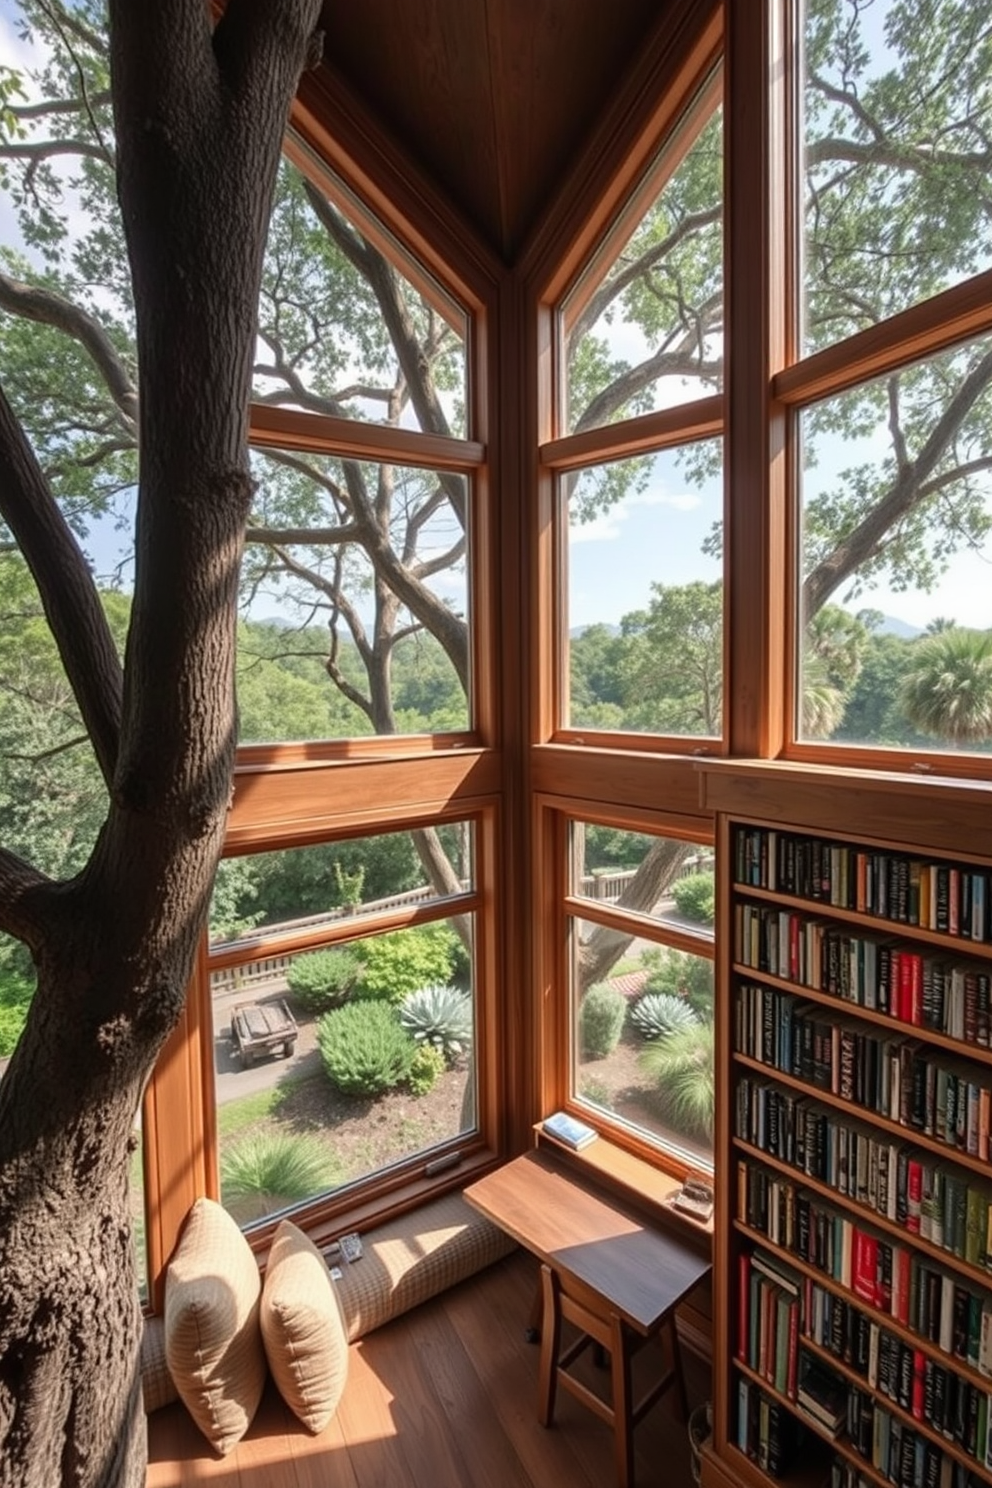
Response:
[699,765,992,1488]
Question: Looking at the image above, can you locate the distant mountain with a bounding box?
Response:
[569,622,621,639]
[873,614,922,640]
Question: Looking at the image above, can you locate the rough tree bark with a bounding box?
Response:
[0,3,323,1485]
[576,837,693,990]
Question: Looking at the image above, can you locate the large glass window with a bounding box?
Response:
[791,0,992,768]
[561,89,723,432]
[802,0,992,356]
[239,452,470,742]
[209,827,478,1230]
[798,336,992,751]
[567,824,714,1168]
[255,153,468,435]
[564,441,723,738]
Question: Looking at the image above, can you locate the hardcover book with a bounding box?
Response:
[541,1111,598,1149]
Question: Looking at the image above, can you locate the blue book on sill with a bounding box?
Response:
[543,1111,598,1150]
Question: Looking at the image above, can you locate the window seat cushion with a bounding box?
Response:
[142,1188,517,1424]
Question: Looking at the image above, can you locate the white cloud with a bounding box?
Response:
[627,489,702,512]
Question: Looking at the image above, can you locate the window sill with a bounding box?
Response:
[533,1125,714,1251]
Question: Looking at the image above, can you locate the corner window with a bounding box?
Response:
[567,822,714,1167]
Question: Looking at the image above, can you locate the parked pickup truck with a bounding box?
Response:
[230,999,298,1067]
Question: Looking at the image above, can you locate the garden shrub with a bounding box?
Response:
[286,946,363,1014]
[399,984,473,1061]
[630,991,699,1041]
[0,974,33,1058]
[317,1001,415,1096]
[671,870,715,926]
[408,1043,446,1096]
[579,981,626,1059]
[354,923,458,1005]
[642,948,714,1017]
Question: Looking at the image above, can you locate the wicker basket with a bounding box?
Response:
[687,1401,712,1484]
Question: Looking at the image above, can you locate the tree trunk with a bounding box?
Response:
[576,838,692,991]
[0,5,323,1483]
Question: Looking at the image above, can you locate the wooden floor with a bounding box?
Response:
[147,1248,711,1488]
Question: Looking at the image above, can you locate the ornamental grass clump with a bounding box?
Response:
[399,984,473,1062]
[579,981,627,1058]
[317,1000,415,1096]
[220,1132,341,1219]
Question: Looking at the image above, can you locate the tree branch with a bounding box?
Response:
[804,346,992,618]
[0,847,52,949]
[0,273,137,433]
[0,383,122,786]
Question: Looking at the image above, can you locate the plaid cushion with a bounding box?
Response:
[140,1315,179,1413]
[332,1190,516,1341]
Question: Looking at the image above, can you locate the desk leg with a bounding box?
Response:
[610,1312,634,1488]
[537,1265,561,1428]
[525,1273,542,1344]
[668,1314,689,1422]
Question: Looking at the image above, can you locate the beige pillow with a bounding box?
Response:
[260,1220,349,1432]
[164,1197,266,1454]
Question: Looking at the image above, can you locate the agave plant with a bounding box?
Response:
[399,984,474,1062]
[630,991,699,1041]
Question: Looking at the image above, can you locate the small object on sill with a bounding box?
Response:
[541,1110,598,1150]
[671,1177,714,1224]
[328,1265,343,1281]
[338,1230,363,1263]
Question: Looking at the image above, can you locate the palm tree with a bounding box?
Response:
[900,628,992,745]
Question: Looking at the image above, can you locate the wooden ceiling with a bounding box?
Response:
[315,0,673,263]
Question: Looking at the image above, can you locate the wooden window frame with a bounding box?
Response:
[534,796,715,1180]
[764,0,992,782]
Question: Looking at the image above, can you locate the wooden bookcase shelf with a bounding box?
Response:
[704,775,992,1488]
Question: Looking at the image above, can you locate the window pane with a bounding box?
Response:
[570,916,713,1166]
[209,826,474,952]
[561,93,723,433]
[802,0,992,356]
[213,915,476,1229]
[240,452,470,742]
[256,153,468,436]
[797,334,992,752]
[570,824,714,934]
[564,442,723,737]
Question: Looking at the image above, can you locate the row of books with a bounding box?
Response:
[736,982,992,1160]
[844,1383,992,1481]
[737,1376,989,1488]
[736,1379,804,1477]
[830,1447,987,1488]
[741,1246,992,1397]
[735,900,992,1039]
[736,1078,992,1268]
[734,827,991,944]
[738,1249,801,1396]
[802,1279,992,1458]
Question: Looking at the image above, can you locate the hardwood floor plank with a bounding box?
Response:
[400,1287,533,1488]
[355,1320,481,1488]
[442,1255,613,1488]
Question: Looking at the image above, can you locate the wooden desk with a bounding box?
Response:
[464,1150,711,1488]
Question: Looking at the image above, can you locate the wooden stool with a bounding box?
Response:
[537,1262,688,1488]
